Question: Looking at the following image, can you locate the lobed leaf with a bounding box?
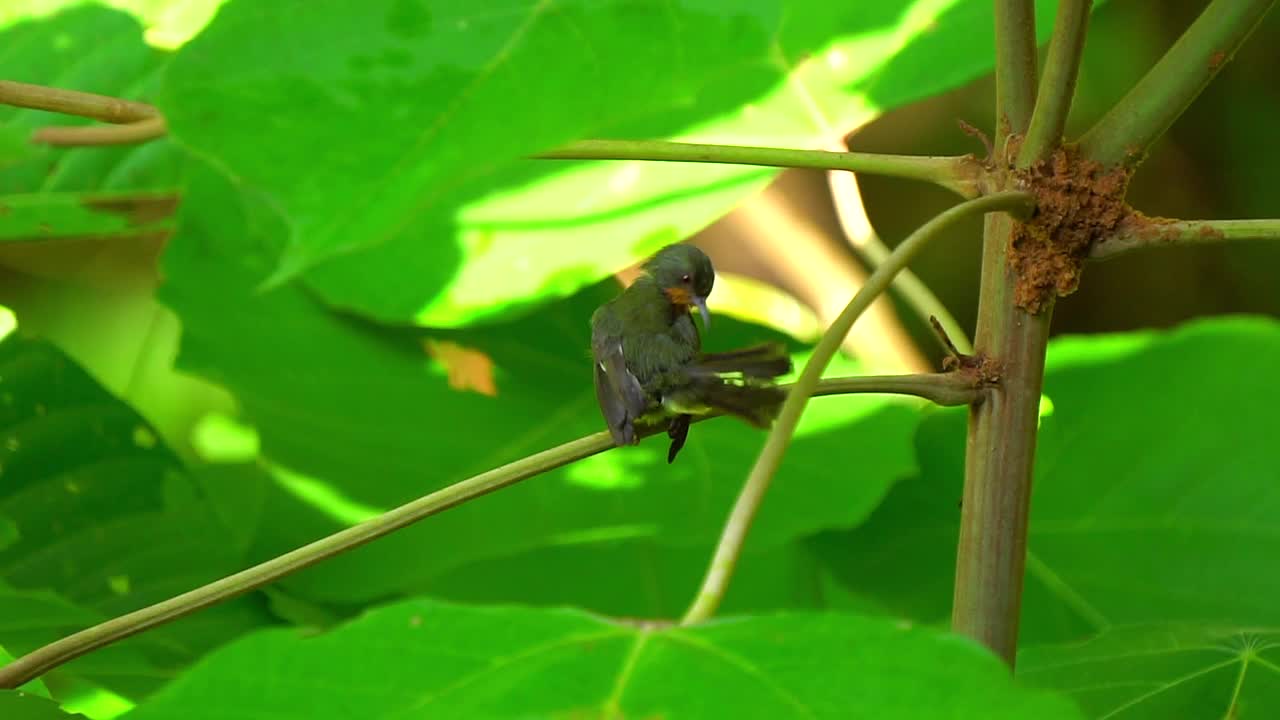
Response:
[124,597,1083,720]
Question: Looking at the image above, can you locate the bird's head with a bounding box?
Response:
[642,243,715,329]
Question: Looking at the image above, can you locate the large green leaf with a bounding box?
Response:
[157,0,1076,327]
[0,336,276,697]
[124,597,1081,719]
[163,161,920,605]
[811,316,1280,644]
[1019,624,1280,719]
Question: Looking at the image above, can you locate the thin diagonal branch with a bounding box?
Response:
[538,139,984,197]
[994,0,1038,142]
[1079,0,1276,167]
[0,372,980,690]
[679,190,1036,626]
[1018,0,1092,165]
[1091,214,1280,259]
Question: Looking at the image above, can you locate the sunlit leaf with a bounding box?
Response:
[0,0,224,48]
[157,0,1083,327]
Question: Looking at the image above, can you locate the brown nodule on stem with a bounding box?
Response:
[1008,143,1132,313]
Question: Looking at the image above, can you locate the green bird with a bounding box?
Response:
[590,243,792,463]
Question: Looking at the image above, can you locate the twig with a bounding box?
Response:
[0,372,980,689]
[679,191,1036,626]
[929,316,964,365]
[537,139,984,197]
[1091,214,1280,259]
[1078,0,1276,167]
[0,80,157,123]
[32,116,167,146]
[1018,0,1092,165]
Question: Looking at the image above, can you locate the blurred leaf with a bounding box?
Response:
[157,0,1080,327]
[812,316,1280,647]
[0,690,85,719]
[0,1,227,48]
[0,514,16,551]
[0,192,176,244]
[164,161,920,605]
[0,586,158,699]
[0,125,35,168]
[416,538,832,621]
[1019,625,1280,720]
[126,597,1082,719]
[0,337,276,697]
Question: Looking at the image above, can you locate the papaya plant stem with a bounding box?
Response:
[538,139,983,197]
[1078,0,1276,168]
[993,0,1038,140]
[0,373,979,690]
[953,210,1051,668]
[680,191,1035,626]
[1018,0,1091,165]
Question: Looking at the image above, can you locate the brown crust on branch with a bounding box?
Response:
[1009,144,1131,313]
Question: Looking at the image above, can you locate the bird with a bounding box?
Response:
[590,243,792,463]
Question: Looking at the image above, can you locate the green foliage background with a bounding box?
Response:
[0,1,1277,718]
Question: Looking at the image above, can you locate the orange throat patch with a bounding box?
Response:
[663,286,693,308]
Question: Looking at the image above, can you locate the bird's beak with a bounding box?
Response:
[693,296,710,330]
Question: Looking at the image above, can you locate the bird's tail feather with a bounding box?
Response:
[671,381,788,428]
[687,342,791,380]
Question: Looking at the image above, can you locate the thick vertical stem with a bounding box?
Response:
[952,213,1051,666]
[949,1,1051,668]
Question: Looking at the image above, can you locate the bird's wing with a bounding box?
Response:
[591,323,648,446]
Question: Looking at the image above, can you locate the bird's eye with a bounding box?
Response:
[680,274,691,284]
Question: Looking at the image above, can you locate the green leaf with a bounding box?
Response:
[126,597,1081,719]
[1019,624,1280,720]
[0,192,176,244]
[0,125,35,169]
[163,161,919,605]
[0,514,16,552]
[812,316,1280,645]
[0,690,85,719]
[0,337,276,697]
[157,0,1078,327]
